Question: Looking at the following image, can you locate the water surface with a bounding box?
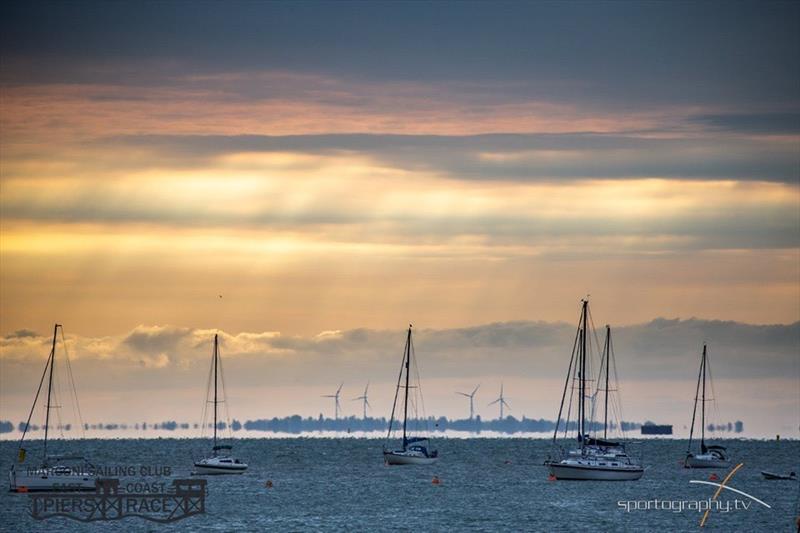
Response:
[0,438,797,531]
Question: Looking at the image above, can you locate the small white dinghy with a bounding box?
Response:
[684,344,731,469]
[192,334,248,476]
[383,325,438,466]
[9,324,96,492]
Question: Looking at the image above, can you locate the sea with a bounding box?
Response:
[0,437,797,532]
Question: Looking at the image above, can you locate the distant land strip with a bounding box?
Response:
[0,417,743,435]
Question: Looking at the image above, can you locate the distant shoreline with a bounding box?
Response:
[1,415,746,439]
[0,432,792,441]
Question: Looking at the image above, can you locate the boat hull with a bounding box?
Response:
[761,471,796,480]
[9,470,96,492]
[192,463,247,475]
[546,461,644,481]
[684,454,730,469]
[383,451,438,465]
[192,454,248,475]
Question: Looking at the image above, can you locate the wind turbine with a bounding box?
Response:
[323,383,343,419]
[456,384,480,420]
[352,382,371,419]
[488,382,511,419]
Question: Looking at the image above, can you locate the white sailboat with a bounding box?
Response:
[684,344,731,469]
[192,334,248,475]
[9,324,96,492]
[545,300,644,481]
[383,325,438,465]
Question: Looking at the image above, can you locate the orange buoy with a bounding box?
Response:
[709,473,719,481]
[265,480,273,488]
[17,486,28,493]
[431,476,441,485]
[548,473,557,481]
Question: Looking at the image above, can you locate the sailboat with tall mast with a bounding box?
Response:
[9,324,95,492]
[684,343,730,469]
[545,300,643,481]
[192,334,247,475]
[383,325,438,465]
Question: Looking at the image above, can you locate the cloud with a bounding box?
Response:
[692,113,800,135]
[2,167,796,254]
[122,325,193,353]
[93,132,799,183]
[1,319,795,434]
[5,329,38,339]
[2,319,797,389]
[2,2,798,110]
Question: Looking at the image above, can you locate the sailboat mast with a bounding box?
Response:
[579,300,587,448]
[687,344,703,452]
[577,329,583,443]
[604,326,610,440]
[700,344,706,447]
[213,333,218,449]
[401,326,411,448]
[43,323,59,463]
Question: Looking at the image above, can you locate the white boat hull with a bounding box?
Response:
[383,451,438,465]
[546,461,644,481]
[9,468,96,492]
[685,455,730,469]
[192,457,248,475]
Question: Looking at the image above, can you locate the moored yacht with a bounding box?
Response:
[9,324,96,492]
[192,334,248,475]
[193,447,248,475]
[383,325,438,465]
[547,438,644,481]
[544,300,643,481]
[10,456,95,493]
[684,344,731,469]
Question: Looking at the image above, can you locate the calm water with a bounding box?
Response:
[0,438,797,532]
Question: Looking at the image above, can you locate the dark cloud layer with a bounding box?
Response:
[692,113,800,135]
[2,1,798,111]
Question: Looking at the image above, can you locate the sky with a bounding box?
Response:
[0,1,798,437]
